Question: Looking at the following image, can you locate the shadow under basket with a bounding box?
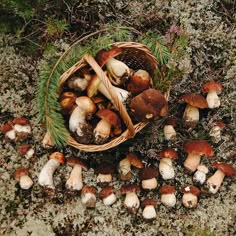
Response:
[58,41,159,152]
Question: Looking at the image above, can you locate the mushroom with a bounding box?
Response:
[12,117,32,140]
[204,162,235,194]
[120,184,140,212]
[130,89,168,122]
[93,109,121,144]
[81,185,97,208]
[178,93,208,128]
[67,76,89,92]
[202,81,222,108]
[159,148,178,180]
[181,184,200,208]
[60,96,76,115]
[140,167,159,190]
[15,168,33,190]
[193,164,209,185]
[209,121,225,143]
[1,121,16,141]
[141,199,157,220]
[163,117,177,141]
[94,163,115,186]
[183,140,214,174]
[99,186,117,206]
[42,132,55,149]
[38,152,65,189]
[66,157,88,191]
[18,144,35,159]
[159,185,177,208]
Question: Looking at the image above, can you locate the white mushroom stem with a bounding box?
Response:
[206,90,220,108]
[14,124,31,134]
[25,148,35,159]
[183,104,199,124]
[193,165,209,185]
[182,193,198,208]
[81,192,96,208]
[94,119,112,140]
[163,125,176,140]
[184,154,201,173]
[68,77,89,91]
[5,129,16,140]
[19,175,33,190]
[161,193,176,208]
[209,126,222,143]
[142,178,158,190]
[66,165,83,191]
[103,193,117,206]
[124,192,140,209]
[142,205,157,219]
[97,173,112,184]
[38,159,60,189]
[119,158,131,176]
[206,170,225,194]
[159,158,175,180]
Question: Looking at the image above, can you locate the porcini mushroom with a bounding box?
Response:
[60,96,76,115]
[163,117,177,141]
[15,168,33,190]
[38,152,65,189]
[18,144,35,159]
[159,185,177,208]
[130,89,168,122]
[141,199,157,220]
[204,162,235,194]
[81,185,97,208]
[99,186,117,206]
[67,76,89,92]
[209,121,225,143]
[202,81,222,108]
[193,164,209,185]
[140,167,159,190]
[183,140,214,174]
[12,117,32,140]
[159,148,178,180]
[181,184,200,208]
[66,157,88,191]
[94,163,115,185]
[178,93,208,128]
[1,122,16,141]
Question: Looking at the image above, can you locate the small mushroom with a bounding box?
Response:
[202,81,222,108]
[60,96,76,115]
[193,164,209,185]
[15,168,33,190]
[120,184,140,212]
[130,89,168,122]
[140,167,159,190]
[18,144,35,159]
[42,132,55,149]
[38,152,65,189]
[141,199,157,220]
[12,117,32,140]
[183,140,214,174]
[181,185,200,208]
[209,121,225,143]
[159,185,177,208]
[159,148,178,180]
[204,162,235,194]
[66,157,88,191]
[178,93,208,128]
[81,185,97,208]
[163,117,177,141]
[94,163,115,186]
[1,122,16,141]
[99,186,117,206]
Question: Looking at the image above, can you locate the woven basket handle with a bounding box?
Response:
[83,54,135,138]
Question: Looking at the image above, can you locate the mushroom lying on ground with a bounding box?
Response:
[15,168,33,190]
[193,164,209,185]
[66,157,88,191]
[12,117,32,140]
[159,185,177,208]
[38,152,65,189]
[159,148,178,180]
[94,163,115,186]
[130,89,168,122]
[140,167,159,190]
[18,144,35,159]
[1,122,16,141]
[120,184,140,212]
[81,185,97,208]
[141,199,157,220]
[181,184,200,208]
[163,117,177,141]
[202,81,222,108]
[99,186,117,206]
[209,121,225,143]
[42,132,55,149]
[178,93,208,128]
[204,162,235,194]
[183,140,214,174]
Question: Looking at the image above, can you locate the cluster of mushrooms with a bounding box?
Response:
[59,46,168,145]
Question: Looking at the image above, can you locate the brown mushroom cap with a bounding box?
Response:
[67,157,88,170]
[82,185,97,195]
[120,184,140,194]
[159,148,178,160]
[18,144,31,156]
[1,122,14,133]
[130,89,168,122]
[159,185,176,194]
[215,121,225,129]
[164,117,177,126]
[178,93,208,109]
[75,96,96,113]
[212,162,235,177]
[15,168,29,181]
[60,91,77,100]
[181,184,200,196]
[49,152,65,165]
[126,152,143,168]
[140,167,159,180]
[202,81,223,94]
[141,199,157,207]
[94,163,115,175]
[13,117,30,125]
[96,109,121,128]
[99,186,114,199]
[184,140,214,157]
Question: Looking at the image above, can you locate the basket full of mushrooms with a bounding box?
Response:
[57,42,168,152]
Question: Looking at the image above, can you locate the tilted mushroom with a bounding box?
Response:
[12,117,32,140]
[193,164,209,185]
[94,163,115,186]
[1,122,16,141]
[15,168,33,190]
[66,157,88,191]
[209,121,225,143]
[183,140,214,174]
[159,148,178,180]
[181,184,200,208]
[202,81,222,109]
[204,162,235,194]
[38,152,65,189]
[81,185,97,208]
[178,93,208,128]
[141,199,157,220]
[140,167,159,190]
[159,185,177,208]
[18,144,35,159]
[163,117,177,141]
[130,89,168,122]
[99,186,117,206]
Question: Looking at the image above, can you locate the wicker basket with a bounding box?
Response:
[58,41,159,152]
